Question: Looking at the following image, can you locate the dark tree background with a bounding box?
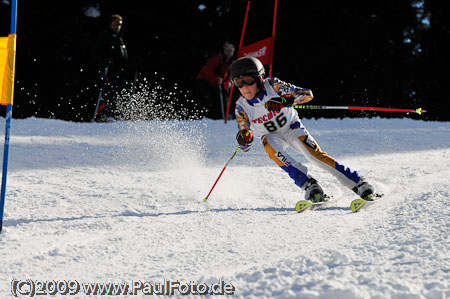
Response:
[0,0,448,121]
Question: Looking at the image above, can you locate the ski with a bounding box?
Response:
[295,197,337,213]
[350,194,384,212]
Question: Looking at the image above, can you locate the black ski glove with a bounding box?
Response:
[265,95,295,112]
[236,129,254,152]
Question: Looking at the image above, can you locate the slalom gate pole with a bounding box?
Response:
[0,106,12,233]
[291,105,426,115]
[0,0,18,234]
[225,1,251,123]
[202,145,241,202]
[268,0,278,77]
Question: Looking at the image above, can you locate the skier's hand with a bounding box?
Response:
[266,95,295,112]
[236,129,254,152]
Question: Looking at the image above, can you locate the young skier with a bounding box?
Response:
[231,56,377,203]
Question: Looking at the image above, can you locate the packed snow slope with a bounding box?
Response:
[0,117,449,298]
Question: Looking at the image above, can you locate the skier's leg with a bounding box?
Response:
[261,134,309,189]
[262,134,327,202]
[287,122,364,190]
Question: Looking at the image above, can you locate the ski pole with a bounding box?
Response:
[131,69,138,96]
[92,65,110,122]
[202,145,241,202]
[218,83,225,120]
[291,105,426,115]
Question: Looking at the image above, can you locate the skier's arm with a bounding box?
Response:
[235,103,253,152]
[270,77,314,105]
[235,103,250,131]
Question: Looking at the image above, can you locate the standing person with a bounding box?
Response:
[195,42,235,119]
[231,56,378,203]
[94,14,129,121]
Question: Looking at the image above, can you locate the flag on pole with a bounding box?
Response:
[0,34,16,105]
[237,36,274,65]
[224,0,278,122]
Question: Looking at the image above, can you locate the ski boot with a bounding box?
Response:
[352,180,376,201]
[303,178,328,203]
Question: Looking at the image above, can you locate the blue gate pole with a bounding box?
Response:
[0,0,17,233]
[0,106,13,232]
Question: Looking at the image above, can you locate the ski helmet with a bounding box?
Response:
[230,56,265,81]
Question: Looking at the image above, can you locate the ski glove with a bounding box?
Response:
[236,129,254,152]
[265,95,295,112]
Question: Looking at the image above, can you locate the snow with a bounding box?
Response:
[82,4,101,19]
[0,116,449,298]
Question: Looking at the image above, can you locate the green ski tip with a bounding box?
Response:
[295,200,312,213]
[202,198,208,202]
[350,199,367,212]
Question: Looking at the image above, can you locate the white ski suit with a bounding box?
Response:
[235,77,362,190]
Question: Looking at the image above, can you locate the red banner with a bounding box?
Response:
[237,36,274,65]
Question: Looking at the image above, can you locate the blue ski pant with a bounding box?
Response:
[261,123,362,190]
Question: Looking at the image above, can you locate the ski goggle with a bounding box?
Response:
[232,75,257,88]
